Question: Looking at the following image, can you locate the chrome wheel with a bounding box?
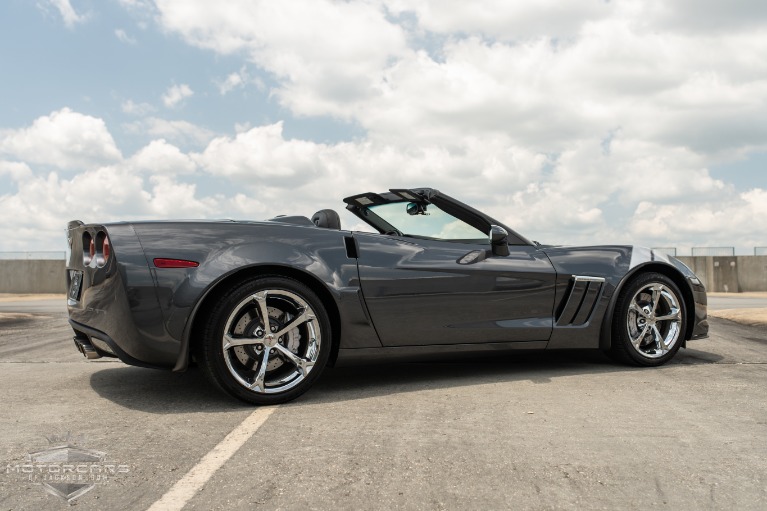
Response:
[608,272,687,367]
[626,282,682,359]
[222,288,321,394]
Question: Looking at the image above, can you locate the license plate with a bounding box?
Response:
[69,270,83,301]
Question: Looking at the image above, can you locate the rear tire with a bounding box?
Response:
[609,272,686,367]
[195,276,331,405]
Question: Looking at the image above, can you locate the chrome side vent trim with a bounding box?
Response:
[556,276,605,327]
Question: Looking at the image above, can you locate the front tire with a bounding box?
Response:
[610,272,686,366]
[195,276,331,405]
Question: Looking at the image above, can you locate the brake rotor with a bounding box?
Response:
[231,306,301,371]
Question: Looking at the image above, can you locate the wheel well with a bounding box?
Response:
[600,263,696,350]
[187,265,342,367]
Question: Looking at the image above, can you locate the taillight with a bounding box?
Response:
[94,231,109,267]
[103,236,111,262]
[82,230,111,267]
[83,232,93,266]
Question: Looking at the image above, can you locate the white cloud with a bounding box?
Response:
[1,109,765,252]
[195,122,327,184]
[217,72,243,95]
[6,1,767,252]
[629,188,767,249]
[150,1,767,162]
[154,0,408,117]
[128,139,197,175]
[0,108,122,170]
[117,0,154,11]
[0,161,33,183]
[386,0,613,40]
[162,84,194,108]
[121,99,155,116]
[144,175,218,217]
[115,28,137,44]
[215,67,264,95]
[123,117,215,147]
[45,0,88,28]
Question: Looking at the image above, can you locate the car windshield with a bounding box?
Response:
[368,202,488,242]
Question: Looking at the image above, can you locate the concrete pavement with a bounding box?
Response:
[0,296,765,510]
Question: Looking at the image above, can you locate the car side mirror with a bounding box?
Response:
[489,225,510,256]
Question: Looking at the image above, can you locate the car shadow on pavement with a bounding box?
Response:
[295,346,724,406]
[87,347,725,411]
[669,347,725,365]
[88,366,251,413]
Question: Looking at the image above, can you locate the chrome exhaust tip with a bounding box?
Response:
[73,337,102,359]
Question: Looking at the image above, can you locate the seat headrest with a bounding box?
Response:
[311,209,341,229]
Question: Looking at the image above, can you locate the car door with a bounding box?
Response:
[354,232,557,347]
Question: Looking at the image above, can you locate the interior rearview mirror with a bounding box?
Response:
[406,202,428,216]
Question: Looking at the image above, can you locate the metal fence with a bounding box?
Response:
[0,251,66,260]
[691,247,735,257]
[652,247,677,256]
[756,247,767,256]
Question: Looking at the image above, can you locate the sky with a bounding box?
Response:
[1,0,766,255]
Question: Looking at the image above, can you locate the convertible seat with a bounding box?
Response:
[311,209,341,229]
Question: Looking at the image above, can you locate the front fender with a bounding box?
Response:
[598,247,707,350]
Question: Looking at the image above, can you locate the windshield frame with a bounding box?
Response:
[343,188,533,246]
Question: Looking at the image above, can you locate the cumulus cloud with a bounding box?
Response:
[148,0,767,161]
[0,108,122,170]
[1,108,765,252]
[0,161,33,183]
[128,139,197,175]
[195,122,327,183]
[162,84,194,108]
[629,188,767,249]
[154,0,408,117]
[144,175,218,217]
[4,1,767,252]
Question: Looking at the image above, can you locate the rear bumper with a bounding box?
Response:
[70,319,166,369]
[66,223,181,369]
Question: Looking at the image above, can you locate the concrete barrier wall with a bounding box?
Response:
[0,260,66,293]
[1,256,765,294]
[677,256,767,292]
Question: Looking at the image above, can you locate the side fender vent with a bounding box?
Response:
[556,276,605,327]
[344,236,359,259]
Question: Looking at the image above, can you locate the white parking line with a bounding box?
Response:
[147,406,277,511]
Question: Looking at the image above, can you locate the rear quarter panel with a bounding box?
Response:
[131,221,380,368]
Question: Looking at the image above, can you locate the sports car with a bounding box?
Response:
[66,187,708,404]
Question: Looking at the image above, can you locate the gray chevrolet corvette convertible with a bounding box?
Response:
[66,187,708,404]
